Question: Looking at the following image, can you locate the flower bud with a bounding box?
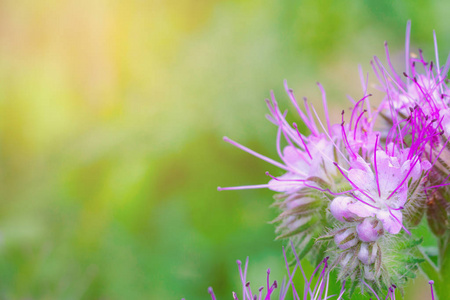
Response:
[330,196,357,222]
[339,252,353,268]
[334,227,358,250]
[357,242,377,265]
[363,265,376,281]
[356,218,383,242]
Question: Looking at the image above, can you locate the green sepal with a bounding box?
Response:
[298,238,316,261]
[276,215,319,240]
[338,233,356,246]
[347,277,359,298]
[277,200,322,218]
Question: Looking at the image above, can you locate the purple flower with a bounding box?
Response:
[218,20,447,293]
[337,148,426,235]
[371,21,450,237]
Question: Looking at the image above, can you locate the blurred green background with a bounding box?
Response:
[0,0,448,299]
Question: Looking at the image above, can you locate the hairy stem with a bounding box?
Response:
[416,246,440,283]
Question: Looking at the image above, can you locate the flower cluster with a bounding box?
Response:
[219,21,449,295]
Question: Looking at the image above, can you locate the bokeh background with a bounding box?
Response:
[0,0,449,299]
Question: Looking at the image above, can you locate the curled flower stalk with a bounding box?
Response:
[219,21,447,299]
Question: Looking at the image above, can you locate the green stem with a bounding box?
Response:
[435,234,450,300]
[419,234,450,300]
[416,246,440,283]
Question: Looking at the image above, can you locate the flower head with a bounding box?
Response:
[372,21,450,237]
[219,20,448,295]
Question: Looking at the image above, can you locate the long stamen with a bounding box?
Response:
[424,181,450,190]
[223,137,294,172]
[351,192,381,210]
[371,59,384,89]
[374,134,381,197]
[280,126,311,167]
[208,287,217,300]
[293,123,312,159]
[307,258,328,299]
[385,41,405,88]
[312,106,351,165]
[386,155,421,200]
[433,31,443,95]
[336,281,346,300]
[284,80,312,129]
[341,111,357,159]
[388,207,411,235]
[281,246,299,300]
[429,280,435,300]
[359,65,372,117]
[232,292,239,300]
[236,260,246,300]
[303,181,356,195]
[303,97,320,136]
[362,279,381,300]
[333,162,377,204]
[246,282,253,300]
[218,184,271,191]
[289,241,309,300]
[403,72,437,112]
[350,94,371,131]
[354,109,367,140]
[265,171,306,184]
[405,20,411,86]
[317,82,331,133]
[244,258,250,300]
